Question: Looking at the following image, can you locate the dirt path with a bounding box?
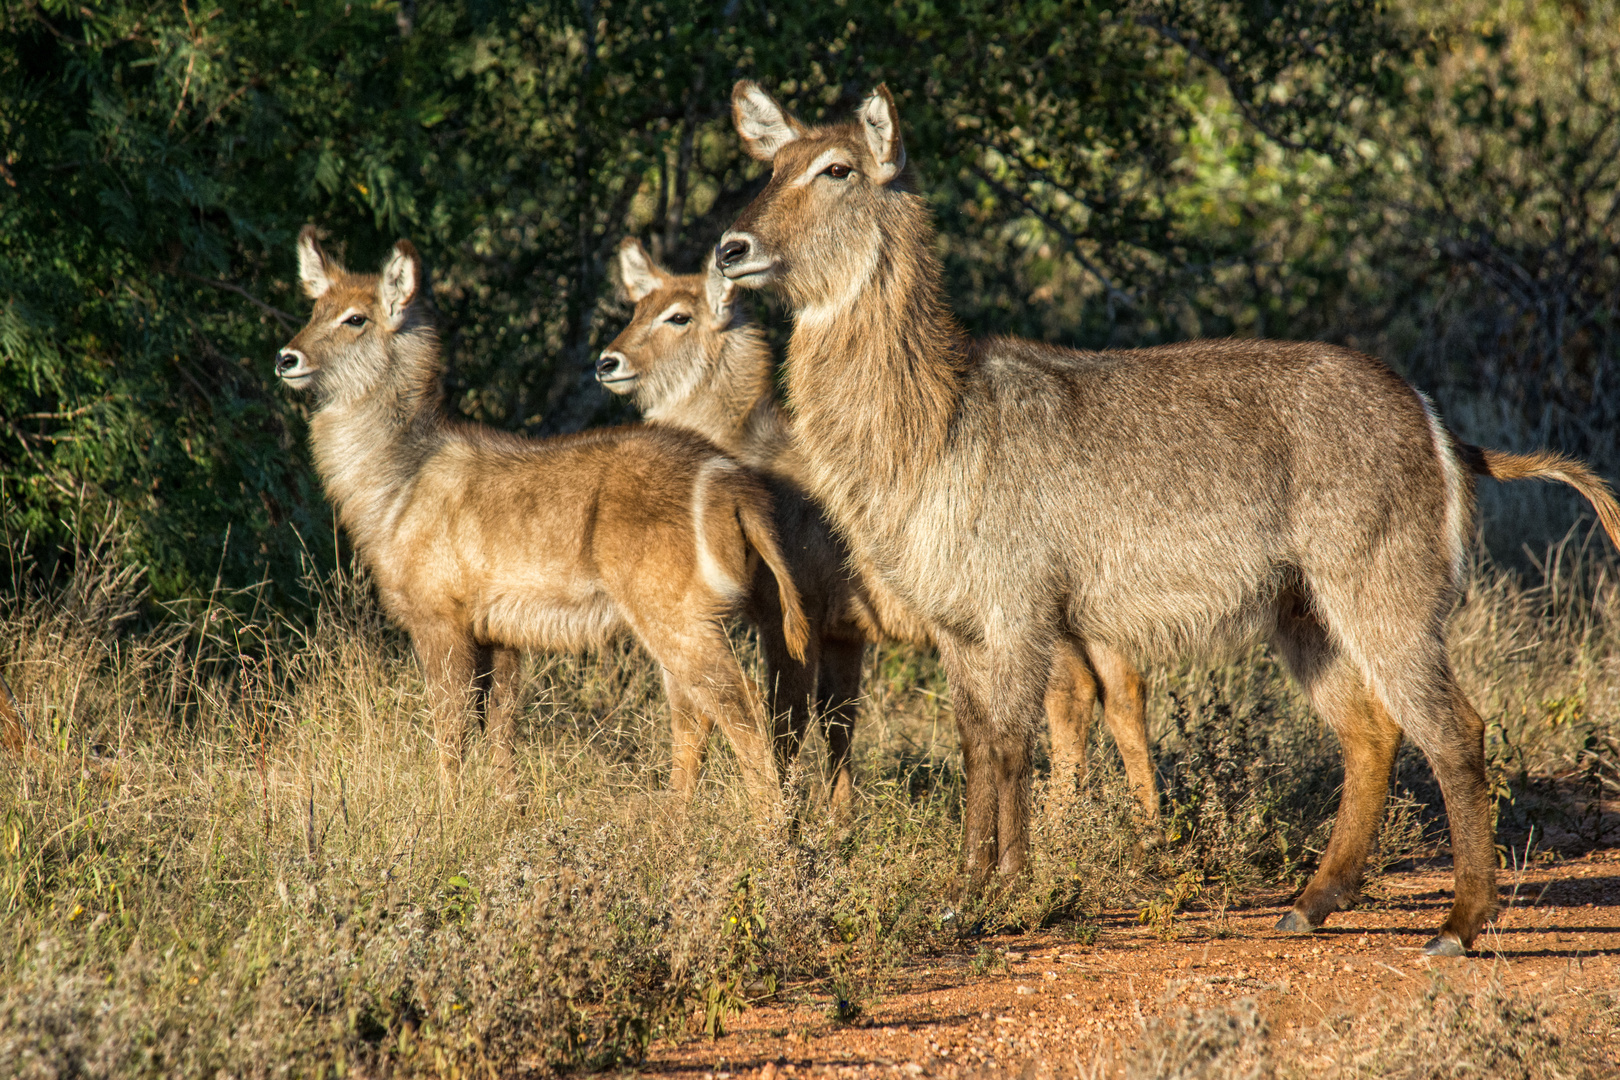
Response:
[636,848,1620,1077]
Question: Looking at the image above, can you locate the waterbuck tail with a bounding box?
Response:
[1460,443,1620,550]
[738,497,810,663]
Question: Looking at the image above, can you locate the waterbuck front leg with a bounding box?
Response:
[482,644,523,798]
[940,633,1046,888]
[413,626,478,799]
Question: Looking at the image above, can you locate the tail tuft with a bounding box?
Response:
[737,485,810,664]
[1463,443,1620,551]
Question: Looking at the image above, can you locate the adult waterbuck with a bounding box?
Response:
[276,227,808,811]
[714,81,1620,955]
[598,238,1162,821]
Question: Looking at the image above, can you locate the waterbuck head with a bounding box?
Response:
[596,237,744,410]
[716,81,909,318]
[276,226,429,403]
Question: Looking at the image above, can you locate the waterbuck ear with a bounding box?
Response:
[732,80,803,163]
[379,240,422,328]
[617,237,666,303]
[297,225,335,299]
[858,85,906,183]
[704,262,737,325]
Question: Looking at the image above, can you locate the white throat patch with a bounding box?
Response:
[795,239,880,330]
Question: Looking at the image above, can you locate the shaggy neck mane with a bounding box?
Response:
[309,322,448,550]
[782,191,967,528]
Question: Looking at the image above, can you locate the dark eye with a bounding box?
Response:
[823,163,852,180]
[666,313,691,325]
[343,313,367,327]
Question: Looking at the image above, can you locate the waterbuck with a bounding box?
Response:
[598,237,1162,821]
[714,81,1620,955]
[276,227,808,811]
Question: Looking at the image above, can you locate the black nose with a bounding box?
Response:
[717,239,750,269]
[595,353,622,379]
[276,350,299,375]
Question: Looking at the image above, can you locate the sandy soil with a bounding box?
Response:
[635,847,1620,1077]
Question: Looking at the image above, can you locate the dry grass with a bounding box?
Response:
[1,520,1617,1077]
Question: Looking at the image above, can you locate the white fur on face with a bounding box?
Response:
[794,148,849,187]
[298,232,332,299]
[734,82,800,162]
[655,302,691,326]
[859,88,905,182]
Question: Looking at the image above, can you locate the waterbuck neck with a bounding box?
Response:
[780,193,967,528]
[306,327,449,551]
[645,321,795,479]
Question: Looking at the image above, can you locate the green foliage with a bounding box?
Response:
[3,0,1617,603]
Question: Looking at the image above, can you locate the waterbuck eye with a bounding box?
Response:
[666,313,692,325]
[343,313,367,327]
[823,163,852,180]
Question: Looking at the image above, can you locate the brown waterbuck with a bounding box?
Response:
[714,81,1620,954]
[276,227,809,811]
[598,237,1162,821]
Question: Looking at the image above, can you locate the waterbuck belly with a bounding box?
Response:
[476,576,625,654]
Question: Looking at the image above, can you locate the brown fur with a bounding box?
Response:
[600,239,1162,818]
[715,81,1620,953]
[277,227,807,811]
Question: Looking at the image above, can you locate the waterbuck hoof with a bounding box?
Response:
[1422,934,1467,958]
[1274,910,1317,933]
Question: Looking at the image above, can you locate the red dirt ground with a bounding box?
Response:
[635,847,1620,1077]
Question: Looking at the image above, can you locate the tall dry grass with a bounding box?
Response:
[1,518,1617,1076]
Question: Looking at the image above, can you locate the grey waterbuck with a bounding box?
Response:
[276,227,808,810]
[598,237,1162,820]
[714,81,1620,954]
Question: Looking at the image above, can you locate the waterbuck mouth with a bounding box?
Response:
[595,372,639,392]
[718,262,776,286]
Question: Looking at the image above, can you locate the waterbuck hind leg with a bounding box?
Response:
[1087,641,1160,831]
[815,636,866,812]
[658,632,782,818]
[1422,684,1499,955]
[661,669,712,801]
[1044,645,1098,805]
[1272,609,1402,932]
[757,611,819,791]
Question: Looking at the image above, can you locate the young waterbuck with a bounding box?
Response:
[276,227,808,811]
[715,81,1620,955]
[598,238,1162,820]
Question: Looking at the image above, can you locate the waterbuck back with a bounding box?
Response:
[277,227,807,811]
